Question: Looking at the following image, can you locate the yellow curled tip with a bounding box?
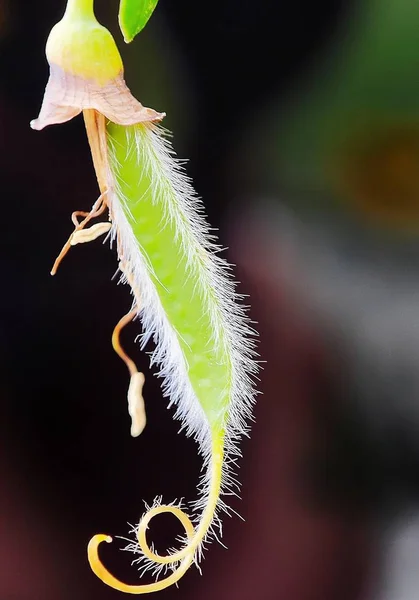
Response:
[88,534,112,560]
[87,532,194,594]
[88,435,225,593]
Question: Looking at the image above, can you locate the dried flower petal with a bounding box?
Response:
[31,64,165,131]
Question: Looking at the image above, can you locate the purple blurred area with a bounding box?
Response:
[2,0,419,599]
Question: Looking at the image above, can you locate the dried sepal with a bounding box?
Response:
[31,65,164,131]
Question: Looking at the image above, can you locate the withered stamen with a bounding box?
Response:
[112,308,146,437]
[71,222,112,245]
[50,191,108,275]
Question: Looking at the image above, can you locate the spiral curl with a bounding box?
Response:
[88,441,224,594]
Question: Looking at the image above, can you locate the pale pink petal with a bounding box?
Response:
[31,64,165,130]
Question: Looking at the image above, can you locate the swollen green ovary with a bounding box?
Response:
[109,124,231,429]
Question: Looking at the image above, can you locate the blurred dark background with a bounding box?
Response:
[2,0,419,599]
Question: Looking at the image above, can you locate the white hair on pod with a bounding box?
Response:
[105,122,259,574]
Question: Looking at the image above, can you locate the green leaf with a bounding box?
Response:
[118,0,159,43]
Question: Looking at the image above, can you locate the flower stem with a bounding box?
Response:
[83,109,108,193]
[64,0,95,20]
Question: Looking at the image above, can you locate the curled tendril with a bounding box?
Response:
[88,441,224,593]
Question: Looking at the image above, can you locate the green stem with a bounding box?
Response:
[64,0,95,19]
